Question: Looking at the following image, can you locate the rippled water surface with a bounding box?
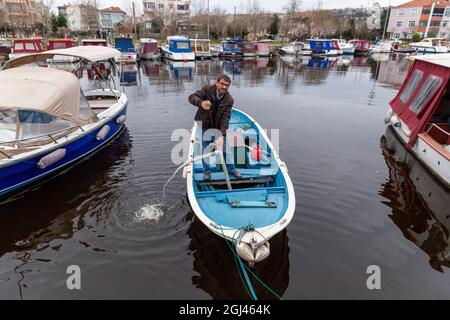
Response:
[0,54,449,299]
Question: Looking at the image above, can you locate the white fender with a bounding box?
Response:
[236,242,255,263]
[254,242,270,263]
[400,120,412,137]
[384,108,393,124]
[96,125,110,141]
[37,148,66,169]
[116,115,126,124]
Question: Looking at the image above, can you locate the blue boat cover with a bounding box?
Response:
[115,38,135,53]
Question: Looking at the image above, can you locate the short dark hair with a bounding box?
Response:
[217,74,231,84]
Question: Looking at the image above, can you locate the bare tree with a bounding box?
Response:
[310,10,338,38]
[191,0,207,16]
[246,0,269,40]
[36,0,54,36]
[79,0,100,34]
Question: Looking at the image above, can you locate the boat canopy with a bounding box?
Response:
[114,37,135,53]
[168,36,191,53]
[3,46,121,69]
[389,54,450,146]
[310,39,339,51]
[0,67,90,125]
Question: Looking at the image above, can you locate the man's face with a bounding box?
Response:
[216,79,231,96]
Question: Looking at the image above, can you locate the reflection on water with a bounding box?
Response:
[120,64,139,85]
[376,54,411,88]
[380,127,450,272]
[0,129,132,298]
[186,211,289,300]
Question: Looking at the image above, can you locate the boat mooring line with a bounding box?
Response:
[219,224,283,300]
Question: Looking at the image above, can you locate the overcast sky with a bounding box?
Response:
[53,0,406,14]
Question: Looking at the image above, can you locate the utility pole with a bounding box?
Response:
[207,0,210,39]
[233,6,236,39]
[424,0,436,38]
[132,2,137,38]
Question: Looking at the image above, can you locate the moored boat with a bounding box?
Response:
[349,39,370,56]
[0,46,128,198]
[9,38,44,60]
[240,41,256,57]
[185,108,295,265]
[310,39,340,57]
[114,37,138,63]
[219,40,244,59]
[253,41,270,57]
[410,38,448,54]
[139,38,160,60]
[191,39,212,60]
[384,53,450,187]
[161,36,195,61]
[280,41,311,56]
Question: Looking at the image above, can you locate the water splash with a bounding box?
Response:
[134,204,165,223]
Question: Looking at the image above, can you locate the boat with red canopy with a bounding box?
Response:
[385,54,450,187]
[9,38,45,60]
[349,39,370,56]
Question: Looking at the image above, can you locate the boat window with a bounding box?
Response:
[400,70,423,103]
[25,43,35,50]
[16,110,73,141]
[14,43,24,51]
[79,89,97,121]
[0,110,17,143]
[176,42,189,50]
[410,75,442,115]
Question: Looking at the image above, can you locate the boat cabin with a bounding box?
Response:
[47,38,75,50]
[167,36,192,53]
[139,38,159,55]
[309,39,340,55]
[240,42,256,55]
[389,55,450,151]
[114,37,135,53]
[191,39,211,59]
[11,38,44,54]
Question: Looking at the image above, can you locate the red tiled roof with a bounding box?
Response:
[99,6,126,14]
[394,0,450,9]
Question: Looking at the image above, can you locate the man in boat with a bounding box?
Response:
[188,74,242,181]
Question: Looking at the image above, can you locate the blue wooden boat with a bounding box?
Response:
[185,108,295,265]
[0,46,128,198]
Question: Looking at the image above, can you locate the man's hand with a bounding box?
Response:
[201,100,212,111]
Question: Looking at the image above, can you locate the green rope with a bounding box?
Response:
[218,224,283,300]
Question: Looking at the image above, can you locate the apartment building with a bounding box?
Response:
[387,0,450,39]
[99,6,126,31]
[142,0,190,21]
